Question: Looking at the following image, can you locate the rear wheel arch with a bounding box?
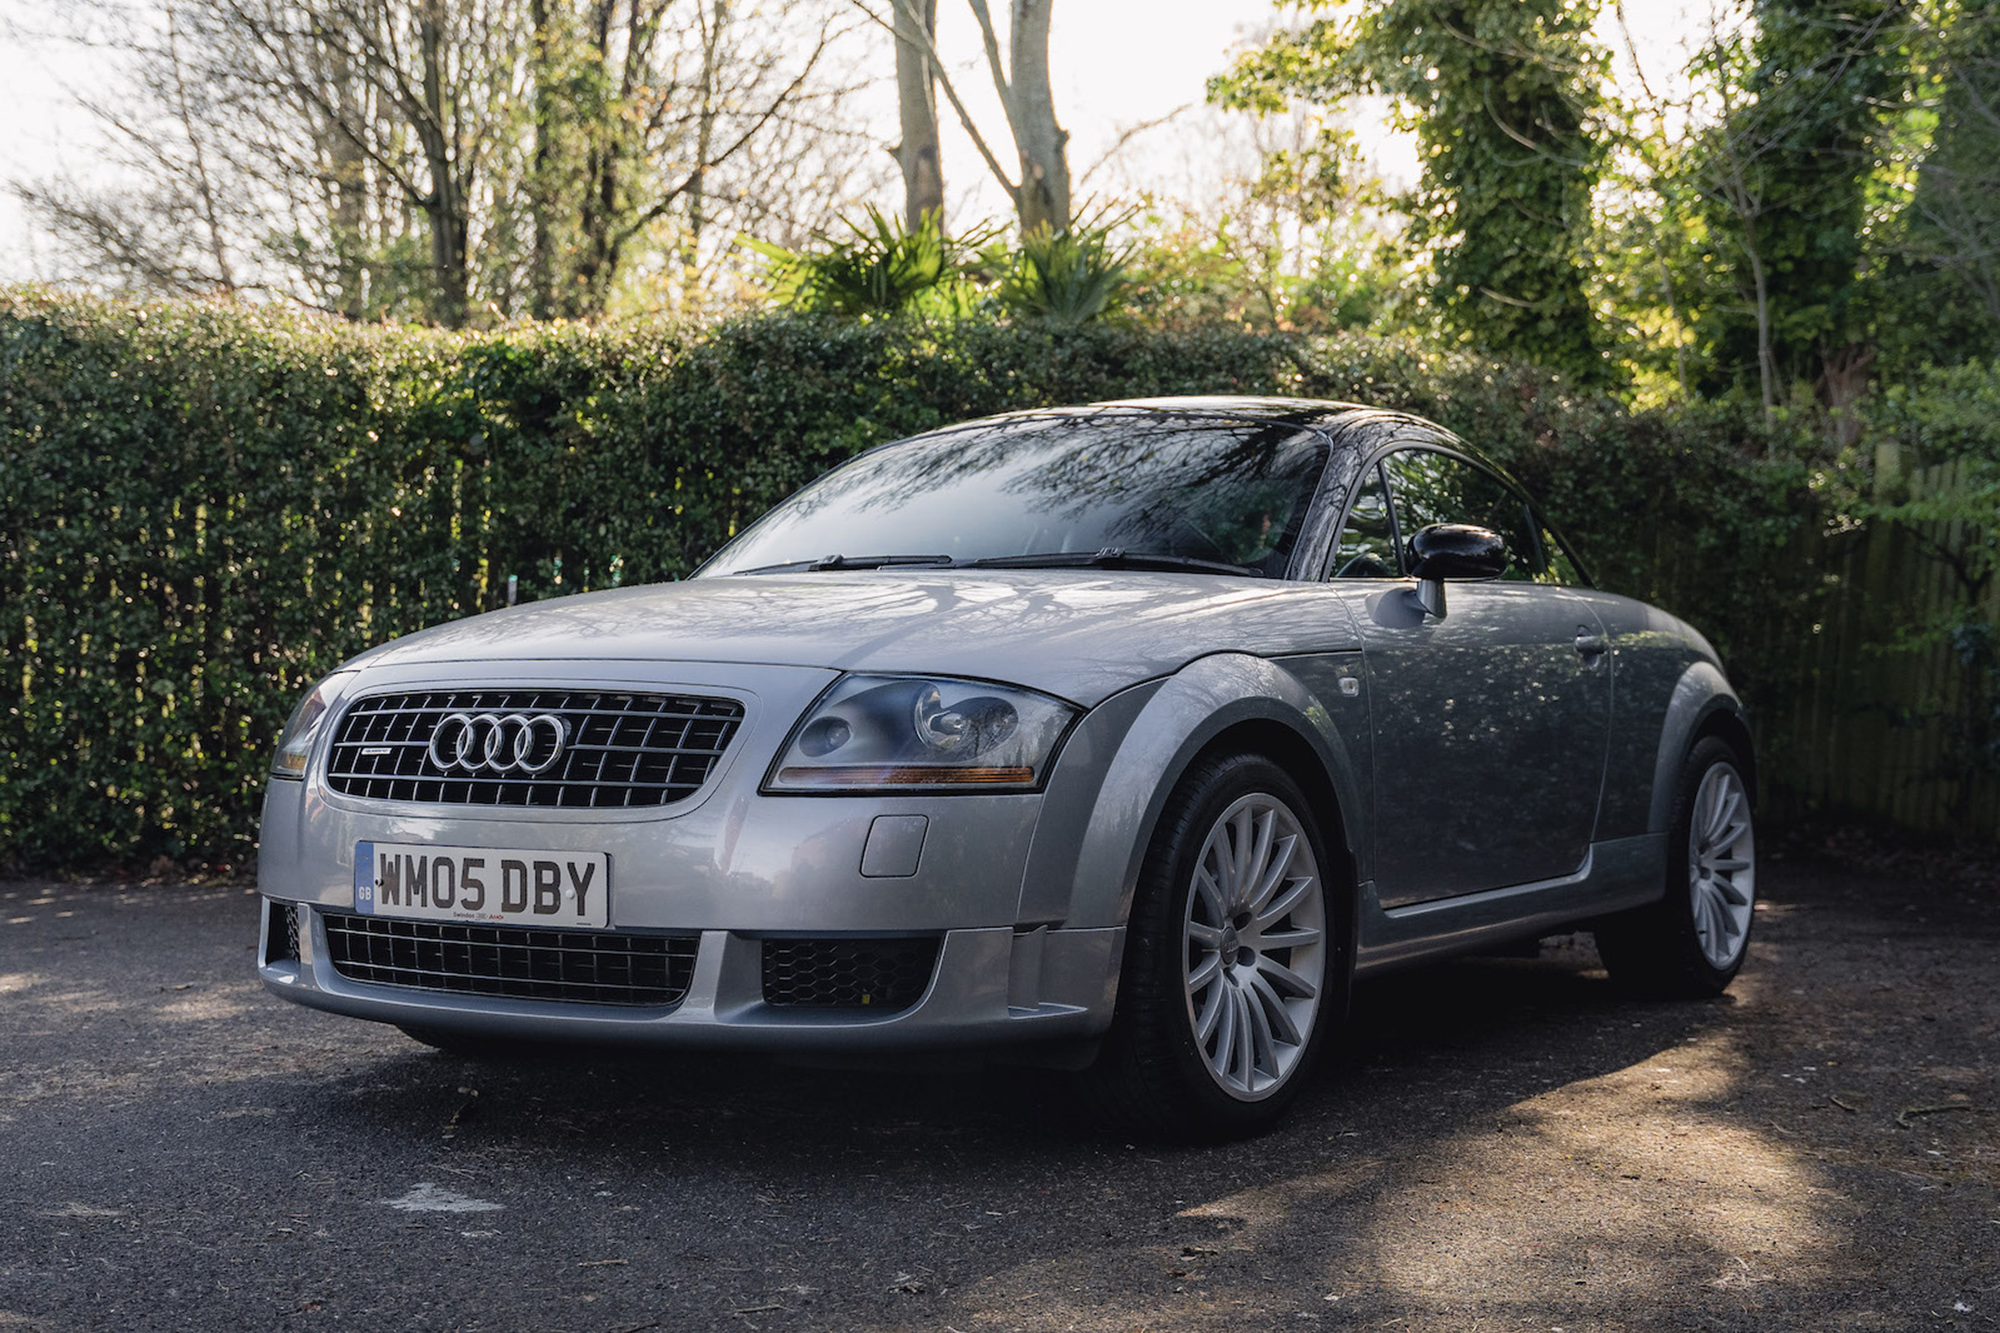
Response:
[1598,733,1757,997]
[1692,709,1757,804]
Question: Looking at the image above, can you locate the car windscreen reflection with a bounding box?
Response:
[703,413,1330,578]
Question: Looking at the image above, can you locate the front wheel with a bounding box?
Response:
[1084,753,1344,1141]
[1595,736,1756,997]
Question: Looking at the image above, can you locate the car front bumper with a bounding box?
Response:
[256,657,1126,1050]
[258,897,1120,1050]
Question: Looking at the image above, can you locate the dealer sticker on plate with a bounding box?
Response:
[354,841,609,929]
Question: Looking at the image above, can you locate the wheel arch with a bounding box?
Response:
[1646,661,1755,836]
[1693,709,1757,803]
[1030,652,1368,937]
[1189,717,1358,914]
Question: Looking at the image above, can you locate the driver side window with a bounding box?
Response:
[1331,463,1400,579]
[1381,448,1543,583]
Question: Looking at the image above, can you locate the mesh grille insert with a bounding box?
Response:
[264,900,300,964]
[322,911,698,1007]
[761,937,941,1012]
[324,689,744,809]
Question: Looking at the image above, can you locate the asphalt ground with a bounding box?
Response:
[1,857,1995,1333]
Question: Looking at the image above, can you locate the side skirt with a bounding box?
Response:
[1352,833,1667,978]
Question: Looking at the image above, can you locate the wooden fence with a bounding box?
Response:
[1756,460,2000,837]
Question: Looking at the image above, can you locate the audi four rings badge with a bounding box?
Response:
[426,712,570,775]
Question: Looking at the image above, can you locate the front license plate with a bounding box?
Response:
[354,841,609,929]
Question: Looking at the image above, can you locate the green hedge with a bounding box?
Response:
[1,289,1814,871]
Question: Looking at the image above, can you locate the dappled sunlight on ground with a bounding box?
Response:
[0,880,379,1111]
[12,985,131,1021]
[930,893,1996,1331]
[2,866,1994,1331]
[939,1033,1846,1331]
[1342,1046,1842,1320]
[154,991,257,1024]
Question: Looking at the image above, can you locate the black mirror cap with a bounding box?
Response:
[1408,523,1509,581]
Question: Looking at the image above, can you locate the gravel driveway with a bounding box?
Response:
[1,856,1994,1331]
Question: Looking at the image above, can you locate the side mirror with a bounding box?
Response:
[1406,523,1508,618]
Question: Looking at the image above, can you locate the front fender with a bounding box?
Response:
[1019,651,1370,932]
[1646,661,1750,835]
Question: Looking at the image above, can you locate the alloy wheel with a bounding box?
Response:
[1688,762,1755,970]
[1181,793,1326,1100]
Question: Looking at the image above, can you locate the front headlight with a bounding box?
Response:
[270,670,358,779]
[765,675,1077,793]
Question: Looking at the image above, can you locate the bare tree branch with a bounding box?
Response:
[856,0,1016,199]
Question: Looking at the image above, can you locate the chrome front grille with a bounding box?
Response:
[324,689,744,809]
[322,911,699,1007]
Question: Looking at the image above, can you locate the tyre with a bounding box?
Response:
[1595,736,1756,997]
[1084,752,1344,1141]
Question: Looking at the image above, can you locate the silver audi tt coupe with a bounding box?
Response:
[257,397,1757,1138]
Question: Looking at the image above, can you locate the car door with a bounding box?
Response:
[1340,444,1611,907]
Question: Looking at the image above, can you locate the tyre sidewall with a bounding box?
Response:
[1599,734,1757,998]
[1121,753,1344,1138]
[1668,736,1754,989]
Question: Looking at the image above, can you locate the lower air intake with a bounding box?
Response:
[322,912,697,1008]
[760,937,941,1012]
[265,900,300,964]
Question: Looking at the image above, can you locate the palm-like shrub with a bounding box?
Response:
[748,208,988,316]
[990,222,1135,328]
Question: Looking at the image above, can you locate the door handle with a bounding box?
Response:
[1574,628,1609,660]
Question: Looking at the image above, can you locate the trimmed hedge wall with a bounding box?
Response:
[1,288,1812,871]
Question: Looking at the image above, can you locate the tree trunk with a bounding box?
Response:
[683,0,728,279]
[891,0,943,230]
[1743,219,1777,426]
[164,4,237,292]
[1005,0,1067,234]
[326,32,368,320]
[571,0,621,316]
[1818,340,1876,449]
[528,0,559,320]
[417,0,469,327]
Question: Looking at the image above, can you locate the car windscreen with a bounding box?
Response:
[699,414,1331,579]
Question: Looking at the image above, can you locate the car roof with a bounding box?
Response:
[871,397,1462,464]
[1088,395,1384,431]
[905,396,1418,443]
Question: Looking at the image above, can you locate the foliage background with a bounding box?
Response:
[2,287,1841,872]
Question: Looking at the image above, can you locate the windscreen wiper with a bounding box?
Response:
[736,553,959,575]
[962,547,1263,577]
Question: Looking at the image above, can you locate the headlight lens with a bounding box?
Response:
[270,670,358,779]
[766,675,1076,793]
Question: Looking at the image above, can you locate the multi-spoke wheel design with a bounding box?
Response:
[1595,736,1757,997]
[1084,752,1341,1141]
[1687,762,1754,970]
[1182,794,1325,1100]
